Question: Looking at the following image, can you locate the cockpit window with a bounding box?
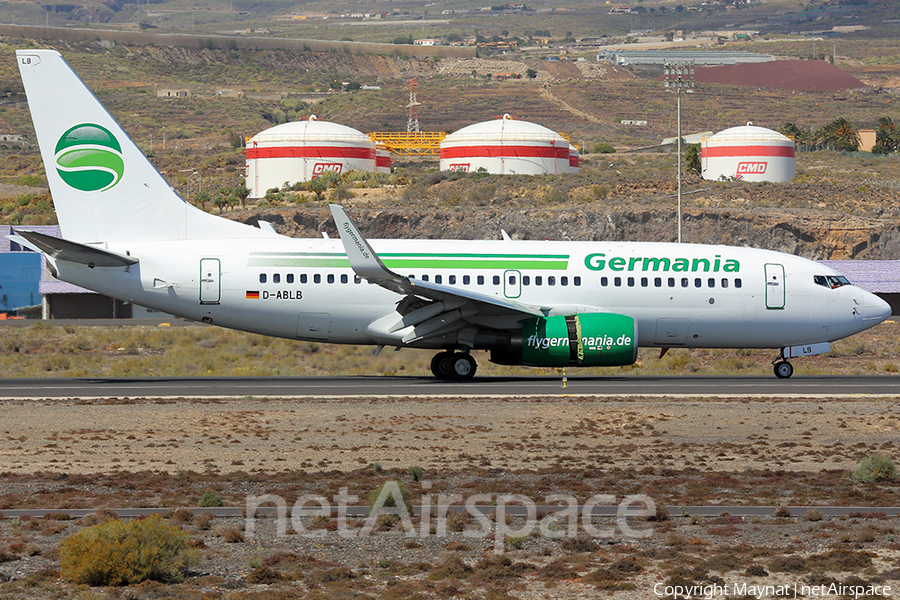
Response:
[814,275,851,289]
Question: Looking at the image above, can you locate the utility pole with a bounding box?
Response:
[664,60,694,244]
[407,78,420,133]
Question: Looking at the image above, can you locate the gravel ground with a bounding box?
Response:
[0,395,898,599]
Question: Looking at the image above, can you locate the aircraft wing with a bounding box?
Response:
[10,230,138,268]
[329,204,548,319]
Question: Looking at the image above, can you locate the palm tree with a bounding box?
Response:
[815,117,859,152]
[875,116,899,153]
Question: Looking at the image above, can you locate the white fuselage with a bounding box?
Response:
[50,237,887,351]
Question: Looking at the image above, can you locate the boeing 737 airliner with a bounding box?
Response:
[11,50,892,380]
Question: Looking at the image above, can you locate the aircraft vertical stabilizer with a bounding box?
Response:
[16,49,268,244]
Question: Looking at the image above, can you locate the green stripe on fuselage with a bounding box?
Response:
[248,252,569,270]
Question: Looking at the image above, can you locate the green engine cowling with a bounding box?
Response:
[492,313,638,368]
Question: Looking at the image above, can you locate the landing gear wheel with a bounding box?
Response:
[773,361,794,379]
[449,354,477,381]
[431,352,452,379]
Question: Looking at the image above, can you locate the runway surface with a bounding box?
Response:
[0,375,898,399]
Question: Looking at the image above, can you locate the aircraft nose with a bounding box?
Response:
[862,291,892,325]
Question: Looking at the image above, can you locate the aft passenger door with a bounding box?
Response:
[199,258,221,305]
[764,263,785,310]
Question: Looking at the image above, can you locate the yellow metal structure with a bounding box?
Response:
[368,131,446,156]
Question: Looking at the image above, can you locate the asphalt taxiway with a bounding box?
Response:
[0,375,897,399]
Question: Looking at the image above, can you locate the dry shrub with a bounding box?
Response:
[445,511,470,533]
[472,554,531,583]
[305,566,355,586]
[428,553,473,581]
[804,509,824,522]
[169,508,194,525]
[560,537,600,553]
[745,564,768,577]
[0,547,18,563]
[806,549,874,571]
[245,566,288,584]
[768,555,809,573]
[80,509,118,527]
[60,514,199,585]
[537,558,580,581]
[222,527,245,543]
[193,512,214,530]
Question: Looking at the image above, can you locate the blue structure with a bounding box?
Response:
[0,251,41,311]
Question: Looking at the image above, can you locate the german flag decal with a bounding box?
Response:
[246,291,260,299]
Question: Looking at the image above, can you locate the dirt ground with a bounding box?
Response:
[1,395,900,599]
[1,396,898,476]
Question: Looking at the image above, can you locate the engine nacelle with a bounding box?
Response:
[491,313,638,368]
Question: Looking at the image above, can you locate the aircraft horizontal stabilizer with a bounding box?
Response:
[11,230,138,268]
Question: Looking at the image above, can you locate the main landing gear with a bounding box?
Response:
[772,351,794,379]
[430,351,477,381]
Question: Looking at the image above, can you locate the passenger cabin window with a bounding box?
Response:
[523,276,530,286]
[354,275,362,284]
[627,277,635,287]
[601,276,608,287]
[614,277,622,287]
[535,276,543,286]
[422,275,429,282]
[641,277,648,287]
[561,276,568,286]
[314,274,321,284]
[477,275,485,285]
[721,278,728,288]
[548,276,556,286]
[287,274,294,284]
[735,278,742,288]
[273,273,280,284]
[463,275,471,285]
[574,276,581,286]
[493,275,500,285]
[327,274,335,284]
[259,274,267,284]
[300,274,308,284]
[341,274,348,284]
[508,275,516,285]
[435,275,442,284]
[449,275,456,285]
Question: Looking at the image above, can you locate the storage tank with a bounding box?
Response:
[245,116,376,197]
[568,146,580,173]
[701,123,795,183]
[439,114,571,175]
[375,145,391,174]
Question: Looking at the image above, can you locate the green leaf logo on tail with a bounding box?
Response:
[54,124,124,192]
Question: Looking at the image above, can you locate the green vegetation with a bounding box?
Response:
[60,515,199,585]
[853,453,897,483]
[198,489,224,507]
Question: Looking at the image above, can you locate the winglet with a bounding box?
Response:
[329,204,397,281]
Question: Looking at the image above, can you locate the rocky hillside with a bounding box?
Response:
[229,203,900,261]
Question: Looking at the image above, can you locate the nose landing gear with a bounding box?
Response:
[772,349,794,379]
[773,360,794,379]
[430,351,477,381]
